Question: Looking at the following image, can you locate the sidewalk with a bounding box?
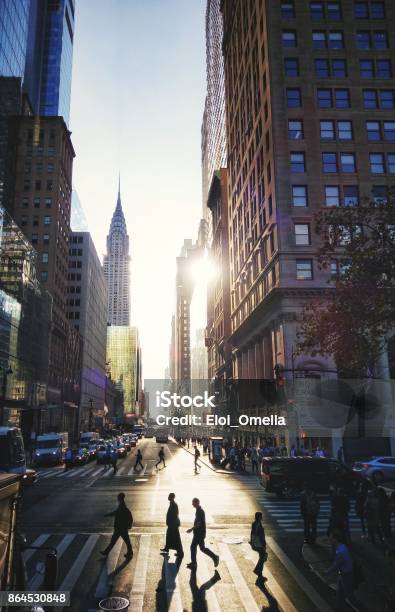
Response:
[302,535,394,610]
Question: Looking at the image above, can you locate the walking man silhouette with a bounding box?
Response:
[134,449,144,471]
[101,492,133,559]
[156,446,166,469]
[187,498,219,570]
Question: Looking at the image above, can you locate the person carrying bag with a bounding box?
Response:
[250,512,268,581]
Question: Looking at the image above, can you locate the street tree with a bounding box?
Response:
[297,196,395,374]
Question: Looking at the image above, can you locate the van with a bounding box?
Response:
[34,432,68,466]
[260,457,362,496]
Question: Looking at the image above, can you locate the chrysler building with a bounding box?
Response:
[104,180,130,325]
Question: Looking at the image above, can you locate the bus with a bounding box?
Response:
[155,428,169,443]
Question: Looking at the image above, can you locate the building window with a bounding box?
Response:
[340,153,356,172]
[43,234,49,244]
[325,185,340,206]
[281,2,295,18]
[373,31,388,49]
[377,60,392,79]
[282,31,297,47]
[363,89,378,108]
[313,31,326,49]
[360,59,374,78]
[284,58,299,77]
[296,260,313,280]
[45,197,52,208]
[357,31,371,49]
[310,2,324,20]
[47,163,54,173]
[384,122,395,141]
[47,180,53,191]
[290,152,306,173]
[33,216,39,226]
[41,271,48,282]
[35,180,41,191]
[330,260,339,279]
[22,198,28,208]
[315,59,329,78]
[372,185,388,204]
[388,154,395,173]
[292,185,308,207]
[354,3,369,18]
[327,2,341,19]
[323,152,337,173]
[42,253,49,264]
[338,121,353,140]
[329,31,344,49]
[344,185,359,206]
[320,120,335,140]
[288,120,303,139]
[370,153,385,173]
[371,2,385,19]
[33,197,40,208]
[44,215,51,225]
[317,88,332,108]
[335,89,350,108]
[295,223,311,245]
[380,90,395,109]
[332,59,347,78]
[21,216,28,227]
[286,88,301,107]
[31,234,38,244]
[366,120,381,140]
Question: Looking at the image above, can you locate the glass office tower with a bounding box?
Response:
[38,0,74,125]
[0,0,31,79]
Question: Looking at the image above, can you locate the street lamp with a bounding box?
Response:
[0,365,13,426]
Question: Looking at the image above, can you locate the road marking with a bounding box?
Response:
[23,534,50,562]
[217,542,259,611]
[267,537,334,612]
[40,470,61,479]
[58,535,99,612]
[76,467,95,478]
[196,550,221,612]
[129,534,151,611]
[116,467,126,476]
[94,538,123,599]
[28,534,76,591]
[240,542,297,612]
[151,476,160,516]
[165,557,183,612]
[141,464,147,475]
[91,467,105,477]
[128,466,135,475]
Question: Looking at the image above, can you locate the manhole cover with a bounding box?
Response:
[99,596,130,610]
[222,536,244,545]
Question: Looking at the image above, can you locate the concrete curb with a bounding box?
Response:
[173,439,218,473]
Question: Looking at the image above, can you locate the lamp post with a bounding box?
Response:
[0,365,13,427]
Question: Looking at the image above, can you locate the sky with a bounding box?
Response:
[70,0,207,380]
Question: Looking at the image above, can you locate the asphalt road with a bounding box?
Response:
[22,438,343,611]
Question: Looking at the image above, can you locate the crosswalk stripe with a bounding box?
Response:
[196,549,221,612]
[28,534,76,591]
[23,534,50,562]
[75,467,95,478]
[128,467,135,475]
[58,535,99,612]
[91,467,105,477]
[117,467,126,476]
[267,537,334,612]
[141,464,147,475]
[40,470,61,479]
[165,557,183,612]
[217,542,259,612]
[94,538,123,599]
[129,534,151,611]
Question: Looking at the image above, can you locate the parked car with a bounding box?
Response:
[116,445,127,459]
[122,439,131,452]
[353,457,395,484]
[260,457,363,497]
[73,448,88,466]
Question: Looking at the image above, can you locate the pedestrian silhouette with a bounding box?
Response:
[161,493,184,558]
[187,498,219,570]
[101,492,133,560]
[156,446,166,469]
[134,449,144,471]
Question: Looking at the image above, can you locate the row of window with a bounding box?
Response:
[288,119,395,141]
[283,29,389,50]
[286,87,395,108]
[24,179,54,191]
[290,151,395,174]
[291,184,363,207]
[20,215,52,227]
[284,57,392,78]
[21,197,52,209]
[281,2,386,20]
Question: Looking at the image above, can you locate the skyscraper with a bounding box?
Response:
[0,1,31,80]
[103,181,131,326]
[201,0,227,215]
[24,0,75,124]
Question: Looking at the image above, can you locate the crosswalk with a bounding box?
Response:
[36,463,154,481]
[237,482,395,534]
[23,531,331,612]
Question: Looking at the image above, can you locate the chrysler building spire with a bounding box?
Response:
[103,178,131,325]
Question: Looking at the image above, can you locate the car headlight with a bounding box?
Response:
[52,451,57,455]
[35,452,40,456]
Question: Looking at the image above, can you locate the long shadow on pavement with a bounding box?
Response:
[155,555,183,611]
[189,569,221,612]
[255,577,281,612]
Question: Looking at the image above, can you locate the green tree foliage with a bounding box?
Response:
[297,198,395,372]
